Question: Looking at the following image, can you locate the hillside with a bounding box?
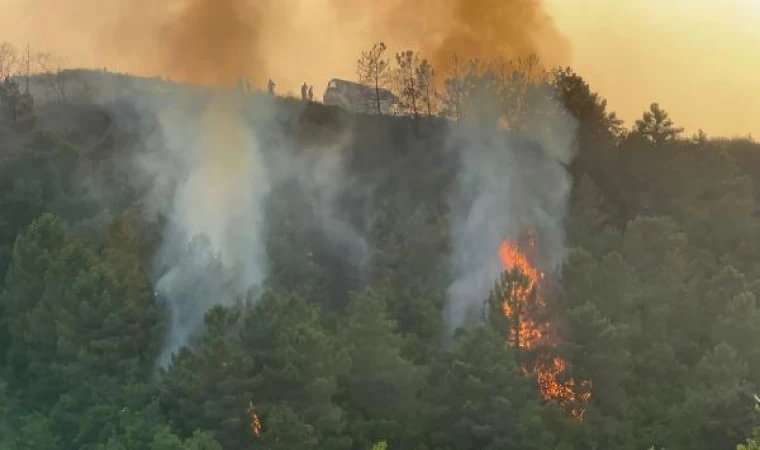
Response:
[1,68,760,450]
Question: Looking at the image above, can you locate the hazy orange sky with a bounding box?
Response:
[544,0,760,139]
[0,0,757,138]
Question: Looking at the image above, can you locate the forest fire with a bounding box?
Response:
[248,401,262,438]
[498,233,591,419]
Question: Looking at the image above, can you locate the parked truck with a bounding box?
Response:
[322,78,398,115]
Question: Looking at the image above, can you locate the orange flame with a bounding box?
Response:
[498,237,546,349]
[248,401,262,438]
[498,235,591,419]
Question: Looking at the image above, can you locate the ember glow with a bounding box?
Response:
[498,234,591,419]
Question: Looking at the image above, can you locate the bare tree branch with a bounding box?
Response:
[0,42,19,79]
[357,42,391,115]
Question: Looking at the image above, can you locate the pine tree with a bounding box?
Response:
[634,103,684,144]
[357,43,391,115]
[394,50,421,117]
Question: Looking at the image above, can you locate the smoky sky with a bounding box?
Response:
[331,0,571,74]
[6,0,759,137]
[103,0,267,86]
[1,0,570,91]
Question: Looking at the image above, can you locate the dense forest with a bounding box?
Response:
[1,41,760,450]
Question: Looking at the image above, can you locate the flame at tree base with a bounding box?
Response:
[248,401,262,438]
[498,238,591,420]
[533,357,591,419]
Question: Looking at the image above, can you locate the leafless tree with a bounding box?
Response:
[0,76,34,126]
[461,59,504,126]
[441,54,466,122]
[439,52,561,129]
[357,42,391,115]
[35,52,78,103]
[0,42,19,79]
[394,50,421,117]
[416,59,437,117]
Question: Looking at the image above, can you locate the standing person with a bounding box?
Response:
[301,82,308,101]
[308,85,314,101]
[267,79,275,96]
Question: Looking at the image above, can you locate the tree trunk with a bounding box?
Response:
[409,65,417,117]
[374,73,381,115]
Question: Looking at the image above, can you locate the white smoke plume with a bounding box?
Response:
[269,140,369,273]
[444,91,577,331]
[128,88,270,366]
[109,85,367,366]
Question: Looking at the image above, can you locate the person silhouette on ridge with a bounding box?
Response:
[301,82,308,101]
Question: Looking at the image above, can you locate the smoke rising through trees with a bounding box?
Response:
[2,2,760,450]
[112,84,371,364]
[133,93,270,365]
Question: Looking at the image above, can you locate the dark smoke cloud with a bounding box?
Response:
[1,0,569,92]
[425,0,571,71]
[104,0,267,86]
[155,0,260,85]
[330,0,571,71]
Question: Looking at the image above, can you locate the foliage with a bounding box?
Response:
[739,426,760,450]
[633,102,684,144]
[392,50,438,117]
[0,52,759,450]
